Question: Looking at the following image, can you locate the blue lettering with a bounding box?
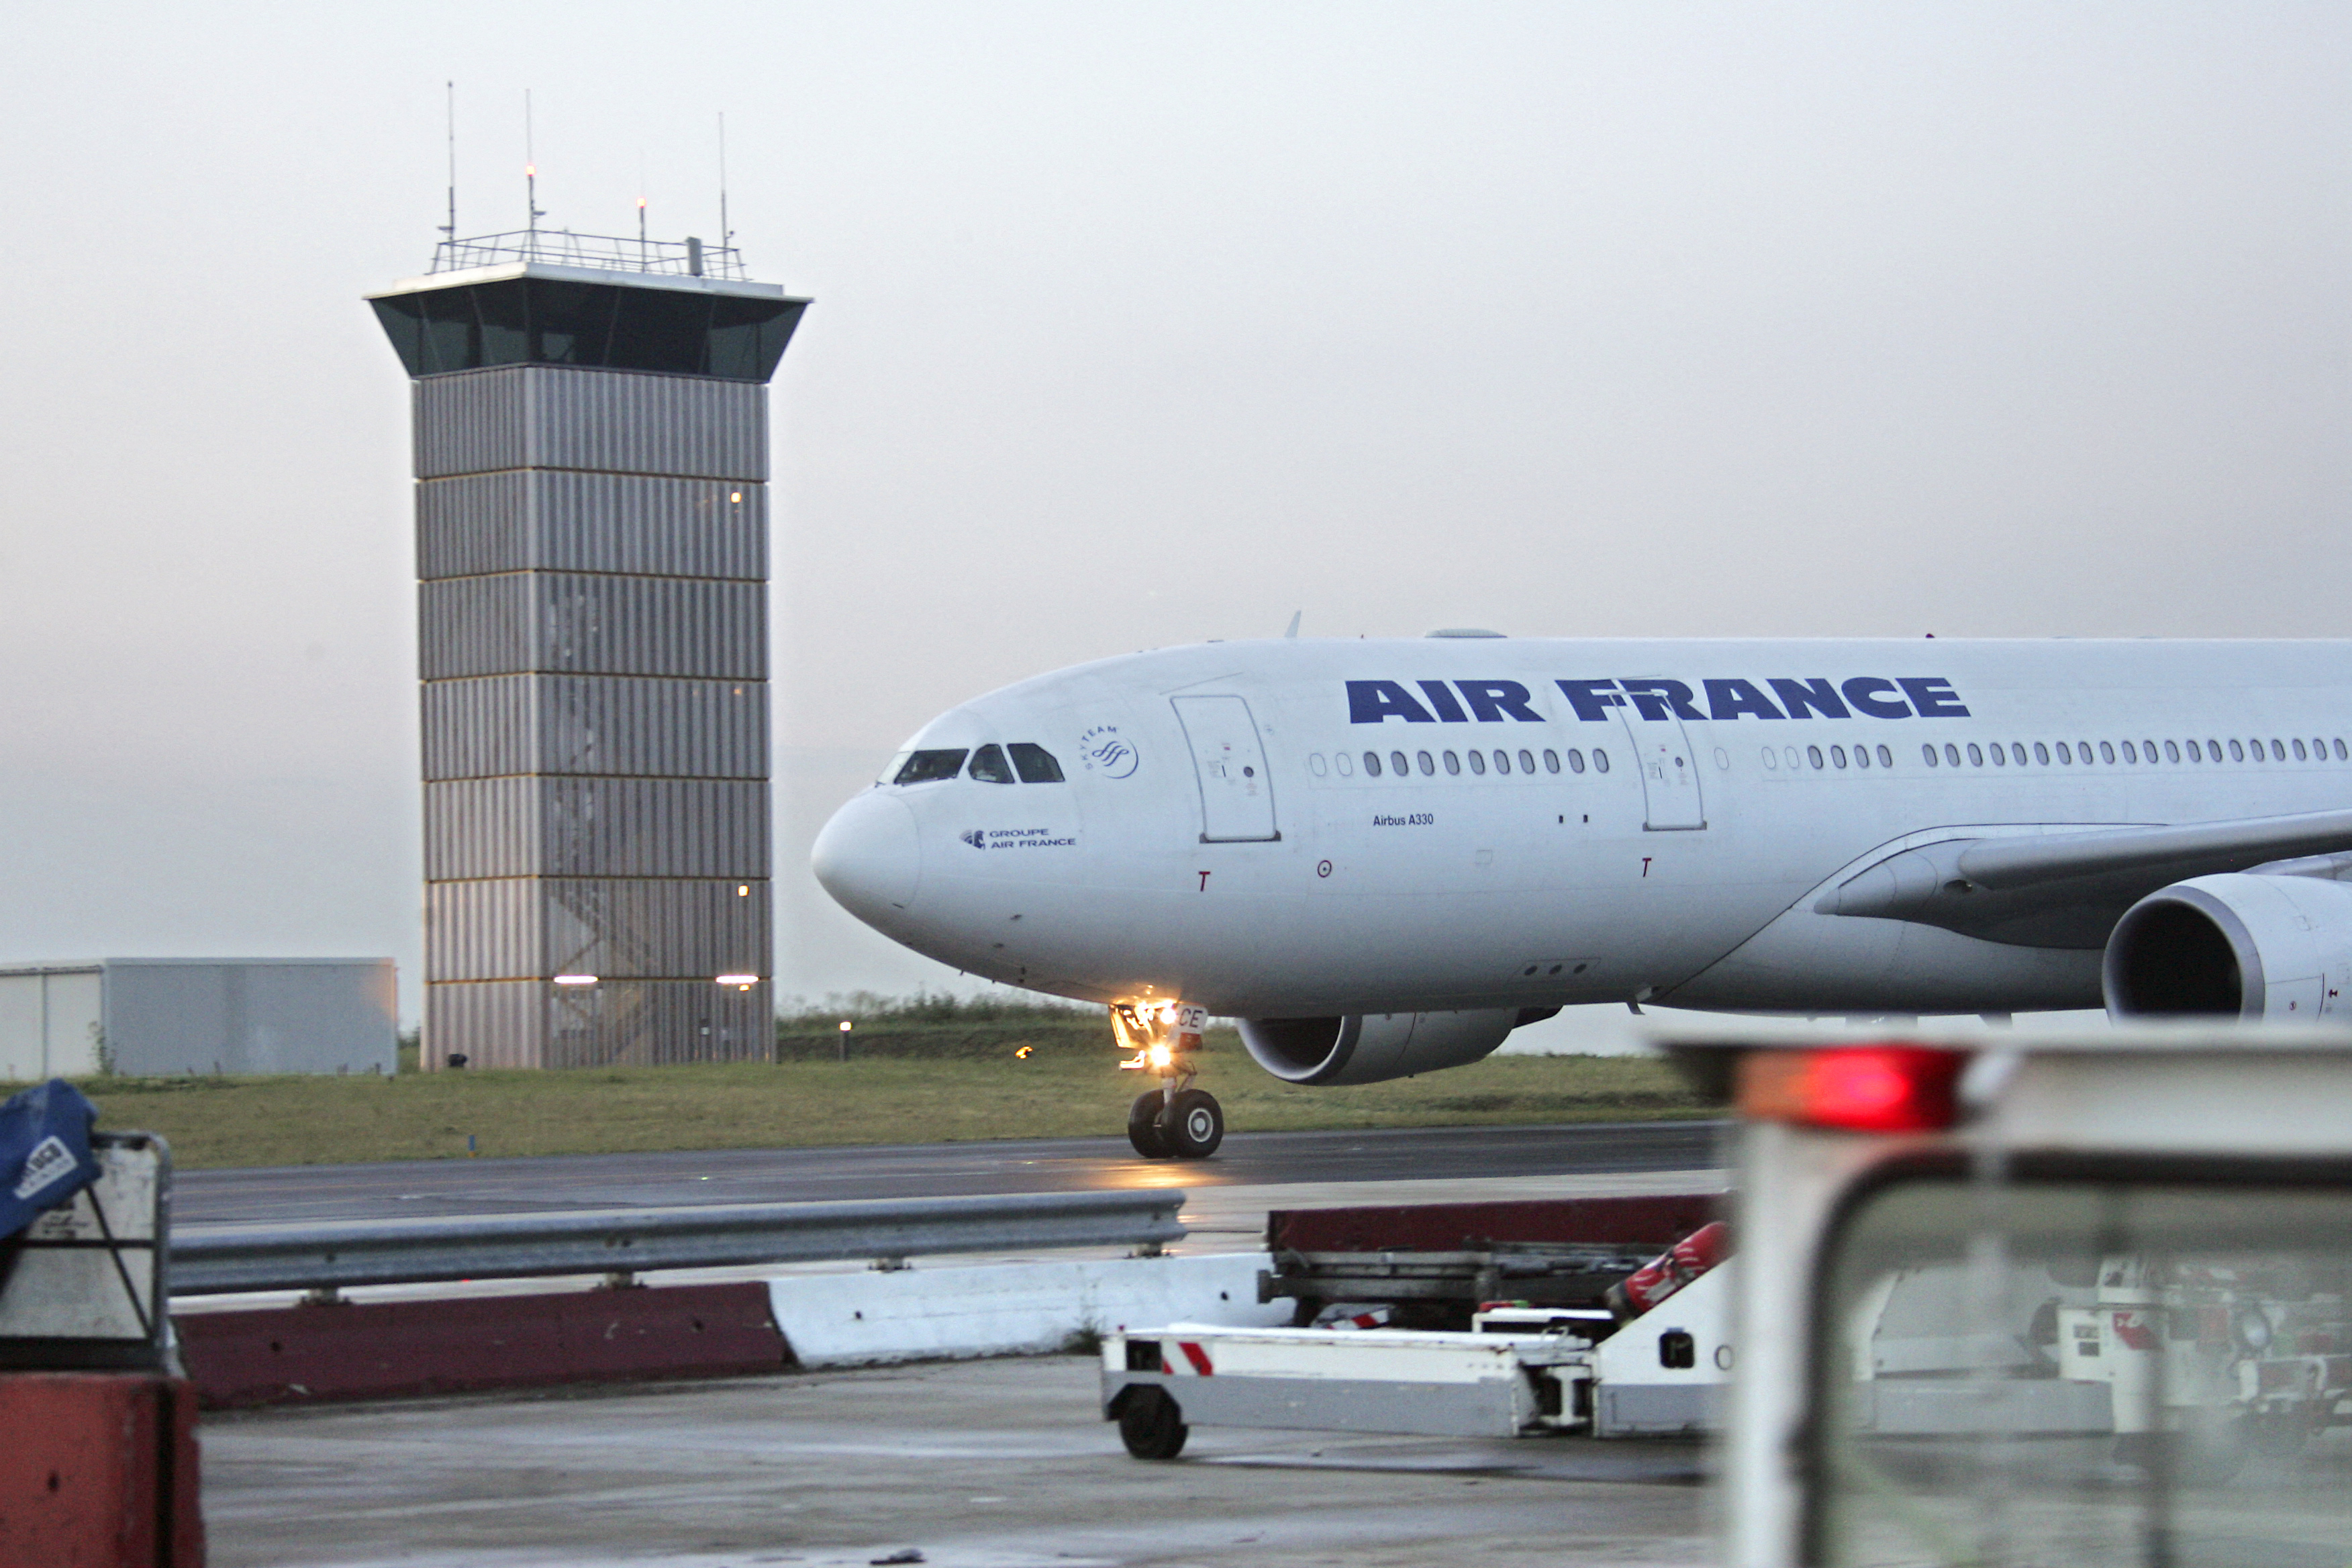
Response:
[1457,679,1544,723]
[1898,677,1971,718]
[1417,680,1470,723]
[1703,678,1785,722]
[1346,680,1435,724]
[1555,679,1624,722]
[1769,678,1849,720]
[1618,679,1706,722]
[1840,677,1912,720]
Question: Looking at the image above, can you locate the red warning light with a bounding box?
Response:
[1737,1044,1966,1133]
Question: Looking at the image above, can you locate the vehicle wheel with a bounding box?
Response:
[1167,1089,1224,1159]
[1127,1092,1171,1158]
[1118,1387,1188,1459]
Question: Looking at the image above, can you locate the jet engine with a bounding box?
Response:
[2104,872,2352,1021]
[1235,1008,1534,1085]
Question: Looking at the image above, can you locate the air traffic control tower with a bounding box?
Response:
[369,232,807,1068]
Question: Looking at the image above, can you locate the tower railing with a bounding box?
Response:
[430,230,749,281]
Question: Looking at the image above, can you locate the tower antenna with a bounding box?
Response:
[524,89,546,249]
[440,81,457,245]
[637,149,648,267]
[718,112,732,256]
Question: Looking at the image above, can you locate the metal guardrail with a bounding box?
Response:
[169,1189,1187,1296]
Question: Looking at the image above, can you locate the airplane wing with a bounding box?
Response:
[1814,808,2352,948]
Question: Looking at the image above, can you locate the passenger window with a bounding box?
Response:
[1944,743,1961,767]
[1831,745,1848,769]
[1518,748,1536,775]
[893,748,969,785]
[2185,740,2200,763]
[1336,750,1355,777]
[1417,750,1436,776]
[2337,739,2347,761]
[968,744,1018,783]
[1592,750,1610,773]
[1443,750,1461,775]
[1543,749,1560,773]
[1853,744,1869,769]
[2100,742,2116,764]
[1966,743,1983,767]
[2272,738,2287,761]
[2208,738,2222,760]
[1468,750,1486,775]
[1765,747,1781,770]
[1308,752,1328,777]
[1493,750,1511,775]
[2120,741,2137,763]
[1568,749,1587,774]
[1786,746,1802,771]
[2294,738,2309,761]
[1922,744,1939,767]
[1008,742,1065,783]
[1990,744,2005,767]
[1363,750,1383,777]
[1808,745,1824,770]
[1390,750,1410,777]
[2142,738,2157,762]
[2163,740,2179,763]
[1876,744,1893,769]
[2056,742,2071,764]
[2229,738,2244,761]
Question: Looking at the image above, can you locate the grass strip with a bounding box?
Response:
[23,1027,1717,1170]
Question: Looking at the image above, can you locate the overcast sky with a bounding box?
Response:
[1,4,2345,1026]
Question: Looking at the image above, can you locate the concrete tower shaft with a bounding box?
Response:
[369,245,807,1068]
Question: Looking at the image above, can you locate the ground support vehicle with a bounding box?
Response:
[1677,1024,2352,1568]
[1103,1248,1734,1457]
[1255,1193,1719,1329]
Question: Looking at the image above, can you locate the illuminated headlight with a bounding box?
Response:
[1148,1044,1172,1069]
[2234,1306,2274,1355]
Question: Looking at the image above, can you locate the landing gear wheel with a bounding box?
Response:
[1127,1092,1173,1159]
[1118,1387,1188,1459]
[1167,1089,1224,1159]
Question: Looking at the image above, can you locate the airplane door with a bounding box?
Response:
[1615,707,1707,830]
[1171,695,1280,842]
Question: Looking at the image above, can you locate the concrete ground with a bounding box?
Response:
[199,1355,1718,1568]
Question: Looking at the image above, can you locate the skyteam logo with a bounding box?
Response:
[961,829,987,850]
[1346,677,1970,724]
[1078,724,1140,778]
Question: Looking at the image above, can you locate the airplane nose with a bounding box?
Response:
[812,790,923,924]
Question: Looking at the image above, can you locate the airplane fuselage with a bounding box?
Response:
[815,638,2352,1021]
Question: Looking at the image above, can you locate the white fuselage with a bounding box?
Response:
[813,638,2352,1020]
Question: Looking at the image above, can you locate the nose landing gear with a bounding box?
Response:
[1116,1003,1224,1160]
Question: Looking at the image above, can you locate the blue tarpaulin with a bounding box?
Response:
[0,1079,101,1240]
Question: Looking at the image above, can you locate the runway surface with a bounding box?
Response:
[175,1120,1728,1227]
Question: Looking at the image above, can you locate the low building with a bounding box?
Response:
[0,959,397,1081]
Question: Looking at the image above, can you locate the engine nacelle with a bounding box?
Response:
[2104,873,2352,1021]
[1235,1008,1528,1085]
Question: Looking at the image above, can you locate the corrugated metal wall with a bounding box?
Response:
[426,778,767,879]
[424,676,768,780]
[420,575,766,680]
[412,354,774,1069]
[427,979,771,1069]
[426,879,770,981]
[415,365,767,481]
[417,471,765,582]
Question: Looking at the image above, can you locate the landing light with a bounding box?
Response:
[1148,1044,1173,1069]
[716,974,758,986]
[1736,1044,1966,1133]
[553,974,598,987]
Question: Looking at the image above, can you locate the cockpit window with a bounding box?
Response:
[892,748,969,785]
[967,744,1018,783]
[1008,743,1065,783]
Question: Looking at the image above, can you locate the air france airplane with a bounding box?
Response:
[815,634,2352,1158]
